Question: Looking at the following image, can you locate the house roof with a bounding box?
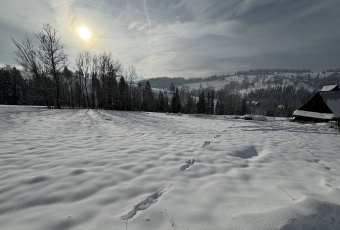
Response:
[293,85,340,120]
[320,91,340,118]
[321,85,340,92]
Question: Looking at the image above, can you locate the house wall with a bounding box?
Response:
[326,98,340,118]
[294,116,330,123]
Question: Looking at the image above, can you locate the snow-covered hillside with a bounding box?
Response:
[1,105,340,230]
[182,72,333,93]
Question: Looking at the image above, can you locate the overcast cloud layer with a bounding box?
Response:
[1,0,340,77]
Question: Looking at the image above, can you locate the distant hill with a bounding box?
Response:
[147,69,340,93]
[146,75,228,89]
[146,69,340,117]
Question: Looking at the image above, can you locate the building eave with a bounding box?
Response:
[293,110,334,120]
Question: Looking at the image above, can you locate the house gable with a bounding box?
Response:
[299,93,333,114]
[320,91,340,118]
[293,86,340,121]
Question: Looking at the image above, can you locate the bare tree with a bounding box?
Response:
[12,36,53,107]
[75,51,91,107]
[35,23,68,109]
[98,52,122,78]
[89,54,99,108]
[97,52,122,109]
[12,35,39,73]
[126,65,138,110]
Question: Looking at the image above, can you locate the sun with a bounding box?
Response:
[77,26,91,41]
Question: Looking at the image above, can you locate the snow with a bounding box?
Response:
[1,105,340,230]
[322,85,339,92]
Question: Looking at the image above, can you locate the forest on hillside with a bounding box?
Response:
[0,64,320,117]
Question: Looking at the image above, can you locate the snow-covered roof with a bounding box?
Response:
[293,110,333,120]
[250,101,260,106]
[321,85,340,92]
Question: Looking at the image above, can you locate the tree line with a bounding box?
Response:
[235,69,312,75]
[0,63,318,117]
[147,74,229,89]
[245,85,316,117]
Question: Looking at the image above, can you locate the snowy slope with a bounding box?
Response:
[182,72,333,92]
[0,105,340,230]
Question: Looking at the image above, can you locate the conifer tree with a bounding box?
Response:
[157,91,165,112]
[210,90,215,114]
[171,88,181,113]
[142,81,155,111]
[118,76,129,110]
[164,92,170,112]
[207,92,211,114]
[196,92,207,114]
[184,92,196,114]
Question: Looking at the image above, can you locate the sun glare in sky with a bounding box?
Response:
[77,26,91,41]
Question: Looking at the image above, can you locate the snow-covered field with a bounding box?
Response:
[1,105,340,230]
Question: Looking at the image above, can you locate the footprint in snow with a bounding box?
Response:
[307,158,331,171]
[319,163,331,171]
[179,159,195,172]
[202,141,211,148]
[214,135,221,138]
[121,186,169,220]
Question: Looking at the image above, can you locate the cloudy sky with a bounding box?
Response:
[1,0,340,77]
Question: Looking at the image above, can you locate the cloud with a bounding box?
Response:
[49,1,76,30]
[0,0,54,66]
[1,0,340,77]
[235,0,276,16]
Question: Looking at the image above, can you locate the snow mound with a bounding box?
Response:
[229,146,259,159]
[233,196,340,230]
[280,197,340,230]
